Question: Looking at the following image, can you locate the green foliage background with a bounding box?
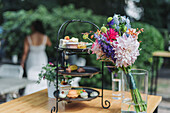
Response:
[1,4,164,89]
[132,22,164,71]
[1,4,105,59]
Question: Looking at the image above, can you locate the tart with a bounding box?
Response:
[67,90,79,98]
[77,67,85,73]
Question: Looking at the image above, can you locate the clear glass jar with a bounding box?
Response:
[121,69,148,113]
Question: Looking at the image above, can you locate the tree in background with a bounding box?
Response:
[0,0,58,24]
[1,4,164,89]
[1,5,105,60]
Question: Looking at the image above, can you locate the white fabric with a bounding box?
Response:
[24,67,47,95]
[26,36,47,71]
[24,36,48,95]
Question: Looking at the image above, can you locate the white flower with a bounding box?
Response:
[113,14,119,25]
[113,33,140,67]
[121,16,126,23]
[126,17,130,24]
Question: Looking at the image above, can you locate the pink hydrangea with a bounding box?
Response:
[113,33,140,67]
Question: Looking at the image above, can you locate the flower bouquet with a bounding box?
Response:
[82,14,146,112]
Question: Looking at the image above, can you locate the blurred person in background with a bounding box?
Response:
[21,20,52,95]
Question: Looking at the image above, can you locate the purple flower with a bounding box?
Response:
[43,76,46,80]
[107,19,114,28]
[114,73,118,77]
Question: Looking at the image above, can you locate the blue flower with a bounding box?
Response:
[126,23,131,30]
[116,26,120,31]
[94,34,100,40]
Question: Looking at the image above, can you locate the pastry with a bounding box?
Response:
[59,84,71,95]
[80,92,88,99]
[69,65,78,71]
[67,90,79,98]
[77,42,86,49]
[66,65,78,73]
[77,67,85,73]
[60,81,68,85]
[76,88,84,95]
[70,37,79,42]
[90,91,98,97]
[59,39,69,48]
[66,67,71,73]
[66,42,78,49]
[64,36,70,40]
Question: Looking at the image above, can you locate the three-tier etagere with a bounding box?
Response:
[51,20,111,113]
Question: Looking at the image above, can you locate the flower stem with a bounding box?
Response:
[87,37,94,43]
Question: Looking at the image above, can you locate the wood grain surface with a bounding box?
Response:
[0,88,162,113]
[152,51,170,57]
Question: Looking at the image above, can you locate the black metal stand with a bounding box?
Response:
[101,62,111,109]
[51,20,111,113]
[150,56,159,95]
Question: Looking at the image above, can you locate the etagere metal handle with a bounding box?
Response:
[56,20,99,48]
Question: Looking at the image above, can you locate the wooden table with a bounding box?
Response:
[0,88,162,113]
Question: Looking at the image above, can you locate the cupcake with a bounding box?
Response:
[80,92,88,99]
[90,91,98,97]
[67,90,79,98]
[59,93,66,98]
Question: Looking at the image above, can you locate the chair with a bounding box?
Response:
[0,64,24,101]
[0,64,23,78]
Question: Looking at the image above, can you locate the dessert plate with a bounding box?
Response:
[59,66,100,77]
[54,88,100,101]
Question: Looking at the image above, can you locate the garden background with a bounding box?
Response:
[0,0,169,93]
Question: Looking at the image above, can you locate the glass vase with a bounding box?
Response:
[112,71,122,100]
[121,69,148,113]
